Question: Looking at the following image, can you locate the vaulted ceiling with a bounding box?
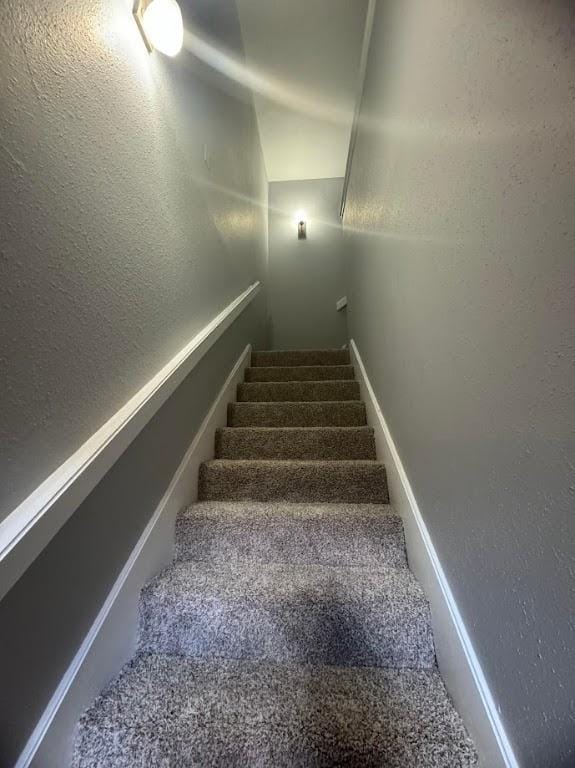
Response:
[237,0,368,182]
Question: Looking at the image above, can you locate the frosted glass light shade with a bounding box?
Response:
[141,0,183,57]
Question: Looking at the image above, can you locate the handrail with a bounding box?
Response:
[0,282,261,601]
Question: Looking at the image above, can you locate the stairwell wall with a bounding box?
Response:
[0,0,268,762]
[0,0,268,519]
[342,1,575,766]
[267,178,348,349]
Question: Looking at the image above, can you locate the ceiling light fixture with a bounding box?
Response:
[134,0,184,57]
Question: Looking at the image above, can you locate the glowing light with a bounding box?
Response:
[293,210,307,240]
[294,209,307,224]
[140,0,183,57]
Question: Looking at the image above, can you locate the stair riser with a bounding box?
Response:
[215,427,376,460]
[175,506,407,568]
[251,349,350,367]
[245,366,355,382]
[198,462,389,504]
[228,401,368,427]
[139,598,434,669]
[238,381,360,402]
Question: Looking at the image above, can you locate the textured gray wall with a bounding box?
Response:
[268,178,348,349]
[343,1,575,767]
[0,0,268,761]
[0,301,267,765]
[0,0,268,520]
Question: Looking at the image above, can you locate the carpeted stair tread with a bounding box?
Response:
[73,344,479,765]
[252,349,350,367]
[139,560,435,668]
[175,501,407,568]
[215,426,377,460]
[228,400,368,427]
[238,380,360,402]
[198,459,389,503]
[73,654,478,768]
[245,365,355,382]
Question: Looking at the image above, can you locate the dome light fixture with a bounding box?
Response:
[134,0,184,57]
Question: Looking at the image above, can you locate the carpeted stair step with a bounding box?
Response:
[73,654,478,768]
[238,380,360,402]
[198,459,389,503]
[228,400,367,427]
[138,561,435,668]
[215,426,377,460]
[245,365,355,382]
[175,502,407,568]
[251,348,350,367]
[72,343,480,765]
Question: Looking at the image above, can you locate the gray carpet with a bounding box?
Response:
[139,560,434,667]
[245,364,355,381]
[251,348,350,367]
[238,379,361,402]
[73,347,478,766]
[215,426,377,460]
[175,502,407,568]
[199,459,389,503]
[74,654,477,768]
[228,400,368,427]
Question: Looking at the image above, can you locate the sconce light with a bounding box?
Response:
[134,0,184,57]
[294,209,307,240]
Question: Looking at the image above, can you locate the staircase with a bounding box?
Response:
[73,349,477,767]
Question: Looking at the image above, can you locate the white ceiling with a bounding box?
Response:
[237,0,368,182]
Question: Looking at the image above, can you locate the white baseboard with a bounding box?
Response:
[17,344,252,768]
[349,339,518,768]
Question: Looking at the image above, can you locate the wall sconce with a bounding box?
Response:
[294,209,307,240]
[134,0,184,57]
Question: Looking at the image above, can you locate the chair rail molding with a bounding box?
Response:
[15,343,253,768]
[0,282,261,602]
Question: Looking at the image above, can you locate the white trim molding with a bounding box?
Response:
[16,344,252,768]
[340,0,376,219]
[0,282,260,602]
[350,338,518,768]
